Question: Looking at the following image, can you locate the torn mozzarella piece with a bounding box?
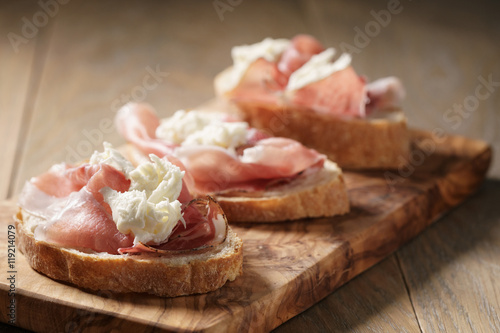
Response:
[286,48,352,91]
[219,37,291,93]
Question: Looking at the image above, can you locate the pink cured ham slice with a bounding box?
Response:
[230,35,324,104]
[29,164,87,198]
[32,163,131,204]
[115,104,197,197]
[229,58,288,105]
[167,154,195,204]
[245,127,272,146]
[174,137,325,194]
[288,66,367,117]
[21,163,134,254]
[115,103,326,194]
[278,34,324,77]
[227,34,402,118]
[116,102,176,157]
[365,76,405,113]
[119,196,227,254]
[34,189,135,254]
[19,161,223,255]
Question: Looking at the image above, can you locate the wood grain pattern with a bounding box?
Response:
[276,255,420,333]
[398,179,500,332]
[0,131,490,332]
[1,1,499,332]
[0,1,47,200]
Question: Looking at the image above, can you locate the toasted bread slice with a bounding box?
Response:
[214,67,409,170]
[121,144,350,223]
[16,209,243,297]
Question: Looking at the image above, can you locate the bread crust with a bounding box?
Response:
[16,210,243,297]
[122,145,350,223]
[214,67,410,170]
[216,160,349,222]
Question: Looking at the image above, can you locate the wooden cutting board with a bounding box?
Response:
[0,130,491,332]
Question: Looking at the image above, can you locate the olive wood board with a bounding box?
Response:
[0,130,491,332]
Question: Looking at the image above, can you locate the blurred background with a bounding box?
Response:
[1,0,499,200]
[0,0,499,332]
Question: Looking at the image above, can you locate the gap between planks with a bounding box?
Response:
[395,252,424,333]
[7,20,55,200]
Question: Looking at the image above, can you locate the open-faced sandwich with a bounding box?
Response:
[214,34,409,169]
[115,102,350,223]
[16,143,242,297]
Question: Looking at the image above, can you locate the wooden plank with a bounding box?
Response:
[3,1,497,332]
[0,1,48,200]
[10,0,320,197]
[397,179,500,332]
[0,131,490,332]
[274,255,420,332]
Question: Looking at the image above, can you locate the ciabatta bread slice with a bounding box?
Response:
[121,144,350,223]
[214,68,409,170]
[16,209,243,297]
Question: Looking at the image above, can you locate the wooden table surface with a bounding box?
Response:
[1,0,499,332]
